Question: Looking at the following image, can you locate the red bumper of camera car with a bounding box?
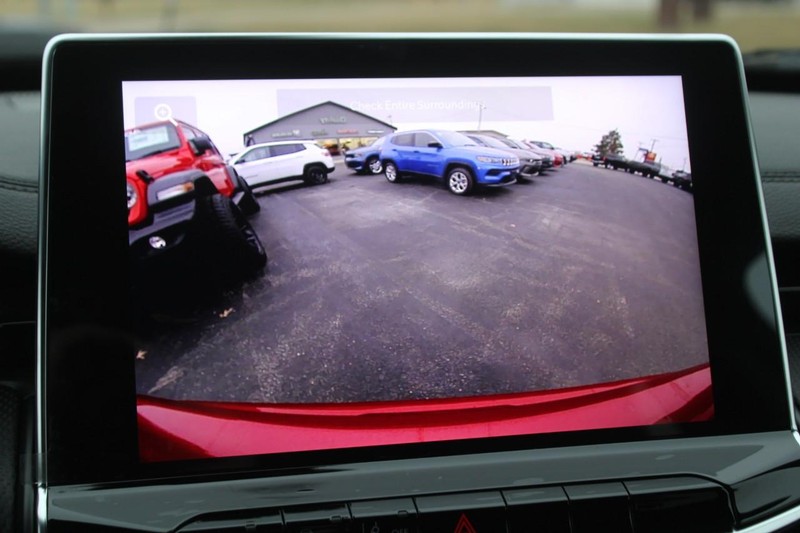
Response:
[137,363,712,462]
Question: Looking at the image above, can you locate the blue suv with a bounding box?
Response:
[380,130,519,195]
[344,136,387,175]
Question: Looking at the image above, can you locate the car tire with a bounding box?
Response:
[200,194,267,275]
[384,161,400,183]
[235,174,261,216]
[304,165,328,185]
[367,156,383,175]
[447,166,475,196]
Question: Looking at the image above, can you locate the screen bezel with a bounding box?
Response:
[39,33,791,485]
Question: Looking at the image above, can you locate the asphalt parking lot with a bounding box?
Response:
[133,161,709,403]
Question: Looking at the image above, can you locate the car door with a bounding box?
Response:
[413,131,445,177]
[268,143,307,180]
[233,146,272,186]
[385,133,415,172]
[183,125,234,195]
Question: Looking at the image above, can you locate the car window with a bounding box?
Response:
[238,146,268,163]
[271,143,304,157]
[181,126,196,140]
[124,123,181,162]
[414,132,438,147]
[391,133,414,147]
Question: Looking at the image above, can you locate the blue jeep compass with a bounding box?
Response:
[379,129,519,195]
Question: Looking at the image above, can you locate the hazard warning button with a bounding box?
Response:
[415,492,506,533]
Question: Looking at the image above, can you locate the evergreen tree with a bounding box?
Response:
[594,129,624,157]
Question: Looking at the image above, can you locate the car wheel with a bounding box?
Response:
[367,156,383,175]
[447,166,475,195]
[200,194,267,275]
[304,165,328,185]
[235,173,261,216]
[384,161,400,183]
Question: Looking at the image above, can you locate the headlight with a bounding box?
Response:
[127,182,137,210]
[155,181,195,202]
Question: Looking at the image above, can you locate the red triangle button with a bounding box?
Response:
[454,513,478,533]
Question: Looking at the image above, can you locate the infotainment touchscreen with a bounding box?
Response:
[41,35,800,532]
[124,75,712,463]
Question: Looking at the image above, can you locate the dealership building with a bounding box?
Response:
[243,101,396,154]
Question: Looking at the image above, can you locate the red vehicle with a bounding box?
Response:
[125,119,266,275]
[521,139,564,168]
[138,363,712,461]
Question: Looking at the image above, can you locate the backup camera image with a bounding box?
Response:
[123,77,712,462]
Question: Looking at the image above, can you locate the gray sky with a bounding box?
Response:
[123,75,691,171]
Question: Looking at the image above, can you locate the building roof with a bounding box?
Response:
[459,129,509,138]
[244,100,396,136]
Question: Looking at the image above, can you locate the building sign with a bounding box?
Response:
[311,129,328,136]
[336,129,358,135]
[320,116,347,125]
[367,130,386,135]
[272,129,301,138]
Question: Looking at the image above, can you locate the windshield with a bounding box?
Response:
[501,138,526,150]
[436,130,477,147]
[2,3,798,53]
[531,140,555,150]
[125,123,181,162]
[478,135,516,150]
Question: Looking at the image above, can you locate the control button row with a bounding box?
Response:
[180,477,732,533]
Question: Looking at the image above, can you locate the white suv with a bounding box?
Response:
[230,141,335,189]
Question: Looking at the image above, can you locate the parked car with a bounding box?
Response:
[670,170,693,191]
[520,140,564,167]
[526,140,568,166]
[230,140,335,189]
[463,133,543,180]
[380,130,519,195]
[344,136,387,175]
[627,158,662,178]
[125,119,266,275]
[501,137,554,169]
[596,153,629,170]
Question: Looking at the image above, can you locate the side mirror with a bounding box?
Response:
[428,142,443,149]
[190,137,213,155]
